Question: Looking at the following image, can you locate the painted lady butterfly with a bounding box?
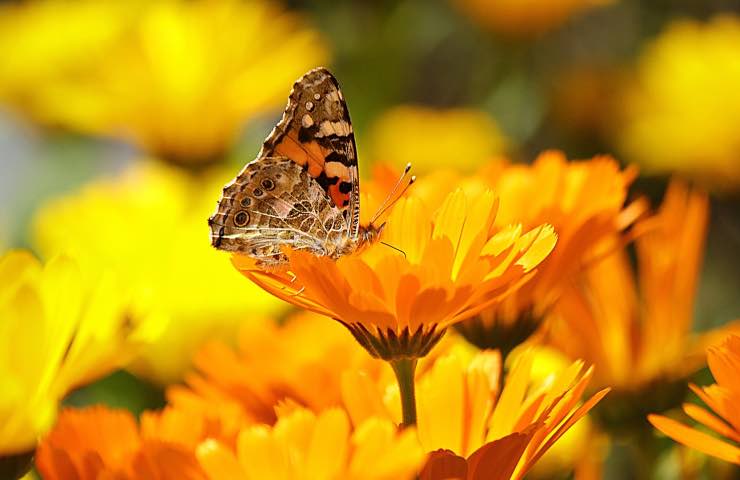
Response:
[209,67,412,267]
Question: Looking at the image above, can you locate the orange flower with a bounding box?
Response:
[233,188,556,361]
[547,180,740,434]
[168,312,384,429]
[167,311,463,442]
[196,407,425,480]
[36,406,206,480]
[548,180,719,390]
[417,152,644,354]
[649,334,740,465]
[341,347,608,479]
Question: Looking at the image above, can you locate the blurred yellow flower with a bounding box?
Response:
[649,335,740,465]
[547,180,739,429]
[36,406,207,480]
[32,161,284,384]
[618,15,740,190]
[0,251,154,458]
[233,188,555,362]
[196,407,425,480]
[0,0,329,164]
[0,0,137,116]
[341,347,607,479]
[451,0,613,36]
[366,106,508,173]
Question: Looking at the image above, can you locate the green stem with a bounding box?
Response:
[390,358,418,427]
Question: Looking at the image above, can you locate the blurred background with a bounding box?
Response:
[1,0,739,478]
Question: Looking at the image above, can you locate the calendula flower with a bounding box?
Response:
[196,407,425,480]
[168,311,462,444]
[451,0,613,36]
[427,152,643,355]
[649,335,740,465]
[366,106,508,173]
[617,15,740,190]
[0,251,155,478]
[547,180,738,432]
[36,406,207,480]
[168,312,384,429]
[233,187,555,425]
[0,0,328,164]
[235,189,555,360]
[32,162,284,384]
[341,347,607,479]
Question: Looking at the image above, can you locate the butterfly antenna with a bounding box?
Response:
[370,163,415,225]
[380,241,407,259]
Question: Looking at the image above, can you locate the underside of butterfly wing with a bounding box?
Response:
[209,67,365,267]
[209,157,350,267]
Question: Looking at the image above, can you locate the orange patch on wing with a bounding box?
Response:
[329,183,350,207]
[275,132,328,178]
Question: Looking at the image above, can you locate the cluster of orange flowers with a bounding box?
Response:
[1,147,730,480]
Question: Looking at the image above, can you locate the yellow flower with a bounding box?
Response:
[32,161,284,384]
[0,251,154,457]
[196,407,425,480]
[451,0,613,36]
[417,152,643,354]
[649,335,740,465]
[366,106,508,173]
[0,0,137,115]
[233,188,556,361]
[36,406,207,480]
[0,0,329,164]
[617,15,740,190]
[547,180,739,429]
[341,347,607,479]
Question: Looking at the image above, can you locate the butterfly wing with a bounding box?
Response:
[209,68,361,266]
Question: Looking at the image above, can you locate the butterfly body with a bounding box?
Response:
[209,68,384,268]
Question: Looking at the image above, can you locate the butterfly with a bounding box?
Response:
[209,67,413,268]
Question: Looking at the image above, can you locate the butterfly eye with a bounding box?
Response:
[240,197,252,208]
[234,211,250,227]
[261,179,275,191]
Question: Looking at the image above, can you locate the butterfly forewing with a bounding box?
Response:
[209,68,362,267]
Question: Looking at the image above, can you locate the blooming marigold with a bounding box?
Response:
[416,152,643,355]
[233,188,555,362]
[196,407,425,480]
[547,180,739,430]
[168,312,384,428]
[617,15,740,190]
[0,251,156,477]
[649,335,740,465]
[0,0,329,164]
[32,162,284,384]
[36,406,207,480]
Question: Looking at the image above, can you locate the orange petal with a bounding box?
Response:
[649,414,740,465]
[683,403,740,443]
